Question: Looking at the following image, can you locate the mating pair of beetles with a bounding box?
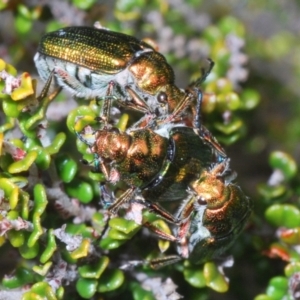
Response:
[34,24,252,267]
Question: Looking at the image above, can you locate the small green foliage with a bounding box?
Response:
[97,269,125,292]
[65,178,94,203]
[109,217,141,234]
[28,184,48,247]
[7,230,25,247]
[0,2,299,300]
[240,89,260,110]
[99,217,141,250]
[15,4,37,35]
[131,281,156,300]
[33,262,53,276]
[19,240,40,259]
[265,204,300,228]
[8,151,38,173]
[2,267,36,288]
[269,151,297,180]
[40,229,57,263]
[72,0,97,10]
[22,282,57,300]
[183,266,206,288]
[256,276,290,300]
[107,218,141,240]
[99,236,127,250]
[78,256,110,279]
[55,153,78,183]
[76,278,98,299]
[203,262,229,293]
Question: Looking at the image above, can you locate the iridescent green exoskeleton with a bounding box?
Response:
[149,159,252,268]
[57,26,251,266]
[91,125,225,213]
[35,26,180,116]
[76,77,227,224]
[176,159,251,263]
[75,79,251,267]
[35,25,213,123]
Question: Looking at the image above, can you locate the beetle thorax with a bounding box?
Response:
[92,131,131,162]
[191,167,227,209]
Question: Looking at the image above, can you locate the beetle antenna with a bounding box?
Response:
[190,58,215,88]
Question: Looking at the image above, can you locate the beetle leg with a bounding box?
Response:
[120,255,182,270]
[99,183,115,208]
[159,92,194,125]
[108,187,136,213]
[96,81,115,127]
[50,67,119,124]
[149,255,182,269]
[97,156,111,180]
[142,201,180,224]
[191,88,203,130]
[53,66,94,97]
[189,86,227,159]
[199,126,227,159]
[37,69,62,101]
[121,255,182,269]
[74,129,94,147]
[175,196,195,239]
[176,194,195,220]
[132,198,180,224]
[117,85,153,114]
[142,221,177,242]
[158,59,215,126]
[127,113,157,131]
[189,58,215,88]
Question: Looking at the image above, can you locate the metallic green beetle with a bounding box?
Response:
[149,159,252,267]
[35,25,213,122]
[35,26,179,115]
[91,124,226,217]
[175,159,251,264]
[77,82,226,217]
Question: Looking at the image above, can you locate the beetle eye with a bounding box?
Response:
[197,197,207,205]
[109,127,120,133]
[157,91,168,104]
